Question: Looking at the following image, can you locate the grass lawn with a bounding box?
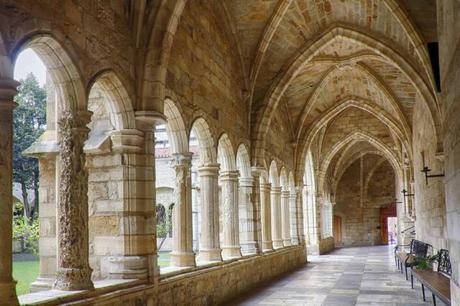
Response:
[13,259,39,296]
[11,252,170,295]
[158,251,171,267]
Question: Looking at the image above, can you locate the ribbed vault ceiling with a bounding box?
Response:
[221,0,440,184]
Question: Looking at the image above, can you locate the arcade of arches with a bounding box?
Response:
[0,1,459,305]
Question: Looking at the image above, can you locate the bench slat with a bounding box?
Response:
[412,269,451,304]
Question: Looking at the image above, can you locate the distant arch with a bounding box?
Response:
[87,71,135,130]
[217,133,236,171]
[269,160,280,187]
[190,117,216,164]
[236,144,251,178]
[165,98,189,154]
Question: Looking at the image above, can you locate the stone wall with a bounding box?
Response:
[335,156,395,247]
[412,96,447,250]
[438,0,460,303]
[318,238,335,254]
[166,0,248,152]
[36,246,306,306]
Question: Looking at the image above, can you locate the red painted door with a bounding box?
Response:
[380,204,396,245]
[334,216,342,246]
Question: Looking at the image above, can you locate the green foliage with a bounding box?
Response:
[156,203,174,239]
[13,73,47,220]
[13,217,40,255]
[415,254,438,270]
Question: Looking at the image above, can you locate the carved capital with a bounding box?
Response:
[251,166,265,178]
[260,182,271,192]
[220,170,239,181]
[110,129,144,153]
[0,79,19,109]
[239,176,254,187]
[135,110,166,132]
[171,152,193,168]
[270,186,282,194]
[197,163,220,177]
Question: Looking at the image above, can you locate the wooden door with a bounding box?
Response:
[333,215,342,246]
[380,204,397,245]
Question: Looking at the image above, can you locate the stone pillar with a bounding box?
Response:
[134,112,162,283]
[250,168,262,255]
[85,128,156,281]
[271,186,283,249]
[0,79,19,305]
[54,111,94,291]
[289,188,299,245]
[295,187,305,245]
[220,170,242,258]
[170,153,196,267]
[260,183,273,251]
[281,189,291,246]
[197,164,222,262]
[239,176,258,255]
[31,156,58,291]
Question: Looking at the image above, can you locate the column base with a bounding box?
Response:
[0,281,18,306]
[283,239,292,247]
[262,241,273,252]
[196,249,222,262]
[54,267,94,291]
[273,239,284,249]
[170,251,196,267]
[30,277,54,292]
[221,246,242,259]
[241,242,258,255]
[290,237,299,245]
[104,256,148,279]
[307,243,320,255]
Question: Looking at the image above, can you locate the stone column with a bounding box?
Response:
[135,112,162,283]
[197,164,222,262]
[239,176,258,255]
[54,111,94,290]
[260,183,273,251]
[0,79,19,305]
[220,170,242,258]
[289,188,299,245]
[295,186,305,245]
[271,186,283,249]
[250,168,262,255]
[31,156,58,291]
[281,189,291,246]
[170,153,196,267]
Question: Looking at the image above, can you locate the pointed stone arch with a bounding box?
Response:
[190,117,216,165]
[269,160,280,187]
[13,34,86,115]
[252,26,441,165]
[295,97,412,179]
[87,70,136,131]
[317,131,402,195]
[217,133,236,171]
[236,143,251,178]
[164,98,189,154]
[280,167,288,190]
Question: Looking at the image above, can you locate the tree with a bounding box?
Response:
[13,73,47,222]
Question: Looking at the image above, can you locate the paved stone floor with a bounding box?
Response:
[233,246,447,306]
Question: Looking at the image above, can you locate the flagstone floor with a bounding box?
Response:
[232,245,446,306]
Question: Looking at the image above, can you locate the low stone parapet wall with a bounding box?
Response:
[23,246,306,305]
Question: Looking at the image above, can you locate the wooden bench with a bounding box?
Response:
[411,249,451,306]
[394,239,430,280]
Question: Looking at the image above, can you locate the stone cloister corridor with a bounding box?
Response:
[234,245,448,306]
[0,0,459,305]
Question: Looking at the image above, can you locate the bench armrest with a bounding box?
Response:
[394,244,410,253]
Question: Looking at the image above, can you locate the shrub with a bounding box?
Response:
[13,217,39,255]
